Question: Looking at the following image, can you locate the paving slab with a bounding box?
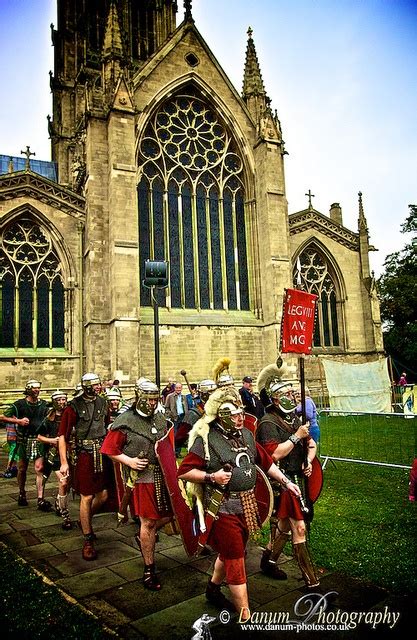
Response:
[0,433,413,639]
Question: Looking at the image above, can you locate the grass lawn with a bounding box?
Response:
[310,461,416,594]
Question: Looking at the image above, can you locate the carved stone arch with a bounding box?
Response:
[135,74,255,190]
[0,203,77,287]
[293,238,346,349]
[293,237,347,302]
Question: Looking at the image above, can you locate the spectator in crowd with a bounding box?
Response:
[399,372,407,387]
[161,378,175,402]
[239,376,265,420]
[294,387,320,444]
[185,383,199,410]
[164,383,187,455]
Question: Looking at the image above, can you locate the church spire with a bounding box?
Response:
[242,27,283,146]
[242,27,266,99]
[184,0,193,22]
[103,1,124,61]
[102,1,124,94]
[358,190,368,232]
[358,191,371,279]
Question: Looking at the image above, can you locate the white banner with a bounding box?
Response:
[322,358,392,413]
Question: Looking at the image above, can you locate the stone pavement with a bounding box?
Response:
[0,435,412,640]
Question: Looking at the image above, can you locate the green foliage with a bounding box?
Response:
[378,204,417,377]
[0,545,114,639]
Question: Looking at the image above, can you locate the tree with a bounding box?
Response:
[378,205,417,381]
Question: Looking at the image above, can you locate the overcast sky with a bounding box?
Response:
[0,0,416,276]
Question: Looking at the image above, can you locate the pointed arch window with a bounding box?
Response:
[293,247,341,348]
[0,218,65,349]
[137,85,250,311]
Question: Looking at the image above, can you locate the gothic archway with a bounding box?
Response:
[293,244,344,349]
[137,84,250,312]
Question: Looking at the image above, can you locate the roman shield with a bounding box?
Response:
[155,427,200,557]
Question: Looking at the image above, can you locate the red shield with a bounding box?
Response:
[244,414,258,436]
[155,427,199,557]
[307,457,323,503]
[255,465,274,526]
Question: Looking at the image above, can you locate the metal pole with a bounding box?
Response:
[152,287,160,389]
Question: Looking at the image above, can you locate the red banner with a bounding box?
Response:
[281,288,318,354]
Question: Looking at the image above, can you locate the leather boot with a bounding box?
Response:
[293,542,319,588]
[205,579,235,613]
[260,549,287,579]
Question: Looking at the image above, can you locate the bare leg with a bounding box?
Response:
[211,555,226,585]
[91,488,108,515]
[34,457,45,500]
[229,583,250,622]
[17,459,28,495]
[80,494,94,535]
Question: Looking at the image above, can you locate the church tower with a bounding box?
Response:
[50,0,178,187]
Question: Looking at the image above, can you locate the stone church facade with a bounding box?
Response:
[0,0,383,393]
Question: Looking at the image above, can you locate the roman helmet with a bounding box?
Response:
[198,379,217,403]
[268,379,297,414]
[257,356,298,414]
[134,378,159,417]
[72,383,83,397]
[81,372,101,397]
[51,389,68,411]
[24,379,41,398]
[212,357,234,388]
[217,398,244,432]
[105,387,122,402]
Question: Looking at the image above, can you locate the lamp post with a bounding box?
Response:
[143,260,169,389]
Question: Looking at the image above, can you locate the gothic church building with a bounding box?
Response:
[0,0,383,391]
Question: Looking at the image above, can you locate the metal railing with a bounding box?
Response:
[318,409,416,470]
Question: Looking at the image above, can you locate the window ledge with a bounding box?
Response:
[139,307,263,327]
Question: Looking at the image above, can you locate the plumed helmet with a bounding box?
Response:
[81,372,101,397]
[24,379,41,396]
[257,357,292,409]
[212,357,234,388]
[187,386,243,460]
[268,379,297,414]
[198,379,217,403]
[51,389,68,410]
[134,378,159,416]
[105,387,121,401]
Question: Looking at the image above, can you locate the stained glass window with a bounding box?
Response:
[137,84,250,311]
[293,247,341,348]
[0,218,65,349]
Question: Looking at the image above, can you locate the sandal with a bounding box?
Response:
[143,564,161,591]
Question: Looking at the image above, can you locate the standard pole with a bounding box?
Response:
[153,287,160,389]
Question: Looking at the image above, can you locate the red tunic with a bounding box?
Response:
[258,440,305,520]
[59,405,113,497]
[101,429,172,520]
[177,442,273,559]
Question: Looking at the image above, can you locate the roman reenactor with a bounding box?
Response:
[177,385,300,621]
[59,373,112,561]
[37,390,72,530]
[101,378,173,591]
[256,361,320,589]
[105,386,124,427]
[3,380,50,509]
